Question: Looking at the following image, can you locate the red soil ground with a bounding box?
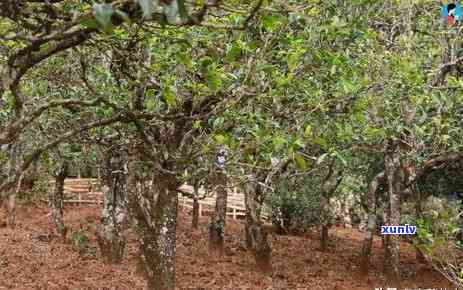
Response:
[0,202,454,289]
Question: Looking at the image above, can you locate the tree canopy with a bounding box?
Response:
[1,0,463,289]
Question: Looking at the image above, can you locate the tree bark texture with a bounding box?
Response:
[4,142,22,228]
[244,179,272,274]
[97,150,127,264]
[209,168,228,252]
[320,161,343,252]
[384,145,402,285]
[414,185,426,262]
[320,223,329,251]
[192,181,200,230]
[360,171,384,272]
[127,157,178,290]
[49,161,68,237]
[320,193,330,251]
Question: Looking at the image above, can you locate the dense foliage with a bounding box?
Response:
[1,0,463,288]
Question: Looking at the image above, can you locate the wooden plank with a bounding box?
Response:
[176,186,270,221]
[63,199,102,204]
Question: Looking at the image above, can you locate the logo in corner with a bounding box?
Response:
[442,2,463,26]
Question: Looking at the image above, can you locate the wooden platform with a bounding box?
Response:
[54,179,269,220]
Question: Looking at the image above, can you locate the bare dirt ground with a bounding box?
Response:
[0,202,454,290]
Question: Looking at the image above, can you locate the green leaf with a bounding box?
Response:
[214,134,227,145]
[162,87,177,107]
[262,15,280,32]
[138,0,156,19]
[226,43,241,62]
[294,153,307,170]
[292,138,305,149]
[287,49,304,72]
[80,15,98,29]
[206,66,222,92]
[364,127,386,140]
[304,124,312,138]
[179,52,193,70]
[145,98,156,111]
[272,136,287,151]
[334,151,347,166]
[193,120,202,129]
[213,117,225,129]
[200,57,213,68]
[314,136,328,148]
[93,3,114,33]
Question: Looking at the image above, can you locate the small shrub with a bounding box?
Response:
[31,178,52,197]
[17,177,52,203]
[71,226,97,257]
[415,198,463,288]
[266,177,321,234]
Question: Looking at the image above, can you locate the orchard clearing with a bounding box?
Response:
[0,201,451,289]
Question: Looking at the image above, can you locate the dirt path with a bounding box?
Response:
[0,203,453,289]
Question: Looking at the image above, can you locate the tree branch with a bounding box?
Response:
[0,112,125,197]
[0,98,104,145]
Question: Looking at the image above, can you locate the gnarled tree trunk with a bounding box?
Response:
[414,185,426,262]
[22,160,38,190]
[4,142,23,228]
[244,180,272,274]
[320,159,343,252]
[50,161,68,238]
[209,168,227,253]
[360,171,384,272]
[192,180,200,230]
[97,150,127,264]
[5,193,16,228]
[320,193,330,251]
[127,157,178,290]
[384,144,402,285]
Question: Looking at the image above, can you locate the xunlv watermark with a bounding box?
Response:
[380,224,417,235]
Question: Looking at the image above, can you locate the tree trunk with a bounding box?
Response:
[271,207,289,235]
[320,223,329,251]
[320,193,330,251]
[319,160,343,251]
[50,161,68,238]
[414,186,426,262]
[4,142,22,228]
[97,150,127,264]
[384,146,402,285]
[5,193,16,228]
[244,180,272,274]
[360,171,384,272]
[192,181,199,230]
[209,168,227,253]
[127,157,178,290]
[22,160,38,190]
